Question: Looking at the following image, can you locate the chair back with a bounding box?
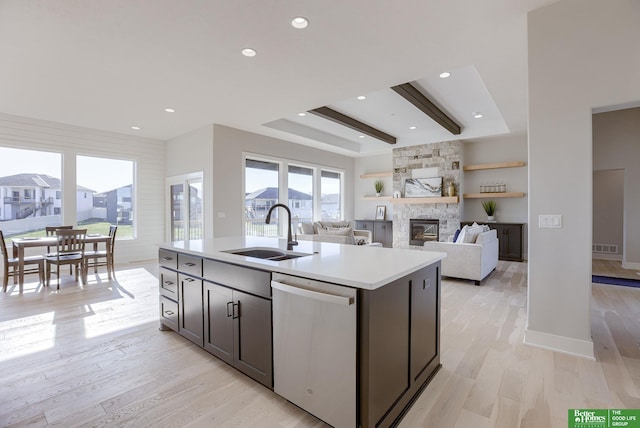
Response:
[55,229,87,256]
[46,225,73,236]
[0,230,8,265]
[108,225,118,254]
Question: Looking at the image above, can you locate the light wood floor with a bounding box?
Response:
[1,261,639,427]
[593,258,640,281]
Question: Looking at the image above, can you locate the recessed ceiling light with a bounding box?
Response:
[131,126,140,130]
[357,95,367,100]
[298,112,306,117]
[242,48,257,57]
[409,126,417,130]
[473,112,483,119]
[359,135,365,139]
[291,16,309,29]
[164,108,175,113]
[439,72,451,78]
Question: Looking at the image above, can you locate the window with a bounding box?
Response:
[245,159,279,237]
[166,173,203,241]
[243,155,344,237]
[321,170,342,220]
[0,147,62,238]
[288,165,313,232]
[76,155,135,239]
[56,191,61,200]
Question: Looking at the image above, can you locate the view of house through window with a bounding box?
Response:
[167,173,203,241]
[76,155,135,239]
[244,156,343,237]
[0,147,63,240]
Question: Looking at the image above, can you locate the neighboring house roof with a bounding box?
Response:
[245,187,312,201]
[0,173,95,193]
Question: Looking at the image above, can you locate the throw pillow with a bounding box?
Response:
[318,221,351,230]
[453,229,461,242]
[463,225,485,243]
[318,226,356,245]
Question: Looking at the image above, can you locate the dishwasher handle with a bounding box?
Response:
[271,280,354,306]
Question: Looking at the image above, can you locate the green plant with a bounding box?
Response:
[481,200,496,216]
[374,179,384,194]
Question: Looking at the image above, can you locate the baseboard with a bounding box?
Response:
[592,253,622,261]
[622,260,640,270]
[524,329,595,360]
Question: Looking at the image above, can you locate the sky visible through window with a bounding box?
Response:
[0,148,132,193]
[245,168,339,195]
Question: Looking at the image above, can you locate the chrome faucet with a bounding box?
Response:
[265,203,298,251]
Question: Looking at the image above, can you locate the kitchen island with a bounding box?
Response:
[158,237,445,428]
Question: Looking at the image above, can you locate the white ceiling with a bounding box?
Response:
[0,0,558,157]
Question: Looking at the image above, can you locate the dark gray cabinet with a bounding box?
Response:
[203,281,273,388]
[355,220,393,247]
[178,273,204,345]
[462,222,524,261]
[359,262,441,427]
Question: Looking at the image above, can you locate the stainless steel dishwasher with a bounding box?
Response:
[271,273,357,428]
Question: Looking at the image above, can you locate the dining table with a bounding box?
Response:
[11,234,112,292]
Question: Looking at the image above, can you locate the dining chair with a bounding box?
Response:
[44,229,87,289]
[1,230,45,292]
[83,225,117,280]
[45,225,74,274]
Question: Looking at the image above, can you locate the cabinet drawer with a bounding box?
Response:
[159,295,179,332]
[178,253,203,277]
[159,249,177,269]
[203,259,271,299]
[159,268,178,300]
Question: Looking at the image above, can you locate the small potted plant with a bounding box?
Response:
[374,179,384,197]
[482,200,496,221]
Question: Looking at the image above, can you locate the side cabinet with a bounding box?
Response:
[355,220,393,247]
[462,222,524,261]
[202,259,273,388]
[359,262,441,428]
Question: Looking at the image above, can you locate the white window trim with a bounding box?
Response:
[166,171,204,241]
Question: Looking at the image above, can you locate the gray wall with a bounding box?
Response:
[593,108,640,267]
[526,0,640,358]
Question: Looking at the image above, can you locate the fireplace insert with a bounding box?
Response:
[409,219,439,245]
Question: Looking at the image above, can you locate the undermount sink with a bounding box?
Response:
[224,247,312,261]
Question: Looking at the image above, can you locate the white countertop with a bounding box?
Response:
[159,236,446,290]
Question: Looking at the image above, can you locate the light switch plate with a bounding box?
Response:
[539,214,562,228]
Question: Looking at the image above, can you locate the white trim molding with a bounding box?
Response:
[622,260,640,270]
[524,329,595,360]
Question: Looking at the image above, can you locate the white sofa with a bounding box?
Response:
[423,228,498,285]
[296,221,376,246]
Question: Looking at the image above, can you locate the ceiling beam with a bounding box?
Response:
[309,106,396,145]
[391,83,461,135]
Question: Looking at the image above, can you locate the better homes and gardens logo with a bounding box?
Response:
[569,409,640,428]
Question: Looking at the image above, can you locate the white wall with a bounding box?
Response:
[165,125,215,239]
[354,154,393,221]
[593,108,640,268]
[526,0,640,359]
[592,169,624,259]
[0,113,165,263]
[211,125,355,237]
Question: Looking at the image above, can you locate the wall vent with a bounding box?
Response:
[592,244,618,254]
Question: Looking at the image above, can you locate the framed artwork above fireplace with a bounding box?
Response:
[404,177,443,198]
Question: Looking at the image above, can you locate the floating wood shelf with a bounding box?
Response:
[463,192,525,199]
[391,196,459,204]
[362,196,392,201]
[463,161,525,171]
[360,172,392,179]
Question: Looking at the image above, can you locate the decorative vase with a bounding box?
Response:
[487,215,495,222]
[376,193,381,197]
[447,183,455,197]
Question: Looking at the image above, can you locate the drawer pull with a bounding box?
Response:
[184,262,197,267]
[227,301,233,317]
[162,257,174,261]
[164,310,175,316]
[184,277,195,283]
[163,280,174,285]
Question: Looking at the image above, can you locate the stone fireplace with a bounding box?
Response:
[392,141,462,248]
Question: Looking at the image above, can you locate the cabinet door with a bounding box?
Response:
[178,274,204,346]
[233,290,273,388]
[496,224,523,261]
[203,282,234,365]
[159,268,178,300]
[355,220,374,232]
[374,221,393,247]
[410,266,439,381]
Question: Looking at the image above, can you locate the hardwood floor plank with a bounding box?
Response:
[1,261,639,428]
